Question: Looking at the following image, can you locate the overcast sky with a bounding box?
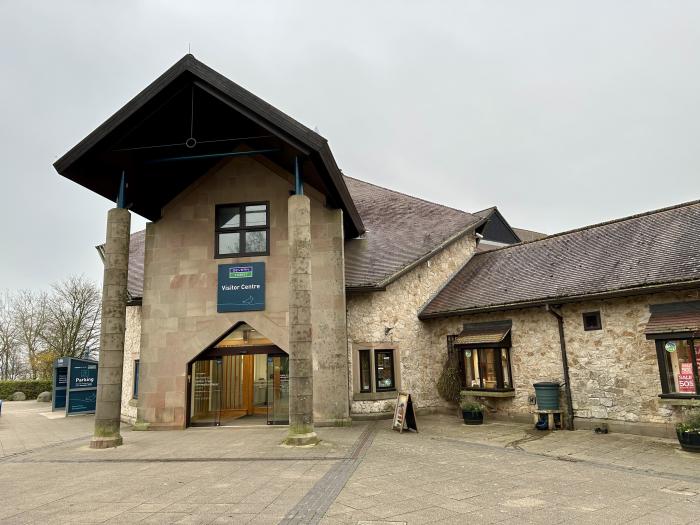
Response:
[1,1,699,291]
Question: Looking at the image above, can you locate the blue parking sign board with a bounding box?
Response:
[217,263,265,312]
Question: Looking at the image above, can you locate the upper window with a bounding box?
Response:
[655,338,700,396]
[582,311,602,331]
[462,348,513,391]
[215,203,269,258]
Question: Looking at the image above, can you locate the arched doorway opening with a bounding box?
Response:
[186,323,288,427]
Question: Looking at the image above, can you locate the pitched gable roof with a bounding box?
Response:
[420,200,700,318]
[343,176,484,289]
[54,54,364,238]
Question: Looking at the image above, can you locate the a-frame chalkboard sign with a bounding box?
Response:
[392,391,418,433]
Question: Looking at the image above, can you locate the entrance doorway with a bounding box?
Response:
[187,324,289,426]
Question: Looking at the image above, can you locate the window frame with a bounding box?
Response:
[374,349,396,392]
[133,359,140,400]
[459,345,514,393]
[582,311,602,331]
[214,201,270,258]
[655,337,700,398]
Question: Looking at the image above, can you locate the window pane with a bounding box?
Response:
[133,360,139,399]
[464,350,480,388]
[245,230,267,253]
[375,350,395,390]
[501,349,511,389]
[217,206,241,228]
[359,350,371,393]
[664,340,695,394]
[246,205,267,226]
[218,232,240,255]
[483,349,498,389]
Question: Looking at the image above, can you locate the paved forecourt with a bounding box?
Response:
[1,402,699,524]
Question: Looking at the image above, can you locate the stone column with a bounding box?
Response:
[285,194,319,446]
[90,208,131,449]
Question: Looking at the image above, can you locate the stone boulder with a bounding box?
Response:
[11,391,26,401]
[36,391,52,402]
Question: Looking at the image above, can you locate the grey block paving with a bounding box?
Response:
[2,403,700,524]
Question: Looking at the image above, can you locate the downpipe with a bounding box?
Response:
[546,305,575,430]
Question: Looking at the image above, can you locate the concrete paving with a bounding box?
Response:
[1,402,699,524]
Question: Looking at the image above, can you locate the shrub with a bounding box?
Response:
[459,394,484,413]
[437,363,462,403]
[677,410,700,433]
[0,380,53,400]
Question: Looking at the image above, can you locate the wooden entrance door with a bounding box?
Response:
[218,354,269,420]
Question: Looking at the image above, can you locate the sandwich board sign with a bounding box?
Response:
[392,391,418,433]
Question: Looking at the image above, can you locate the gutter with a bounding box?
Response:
[418,278,700,320]
[345,217,487,294]
[545,305,575,431]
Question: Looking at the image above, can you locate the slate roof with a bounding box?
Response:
[512,227,547,243]
[420,200,700,319]
[343,176,484,289]
[120,177,486,298]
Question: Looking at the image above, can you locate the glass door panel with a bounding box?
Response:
[267,355,289,425]
[190,358,222,426]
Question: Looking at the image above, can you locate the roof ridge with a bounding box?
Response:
[472,197,700,257]
[343,175,473,217]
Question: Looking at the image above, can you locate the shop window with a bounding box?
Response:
[359,350,371,393]
[582,311,602,331]
[375,350,396,391]
[655,338,700,396]
[354,348,398,396]
[462,348,513,391]
[215,202,269,258]
[133,360,140,399]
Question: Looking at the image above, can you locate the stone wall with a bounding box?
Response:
[137,156,347,428]
[120,305,141,424]
[346,233,478,415]
[422,288,700,436]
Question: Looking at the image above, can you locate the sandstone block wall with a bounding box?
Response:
[346,233,478,415]
[137,156,347,428]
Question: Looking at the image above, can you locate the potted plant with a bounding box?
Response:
[676,411,700,453]
[460,395,484,425]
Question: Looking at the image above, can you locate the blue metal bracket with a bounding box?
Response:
[116,171,126,209]
[294,156,303,195]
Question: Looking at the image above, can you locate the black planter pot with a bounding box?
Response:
[462,410,484,425]
[677,429,700,452]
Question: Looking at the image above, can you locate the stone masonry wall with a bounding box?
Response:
[347,233,478,414]
[120,305,141,424]
[422,288,700,433]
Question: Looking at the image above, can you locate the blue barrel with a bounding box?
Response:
[533,382,560,410]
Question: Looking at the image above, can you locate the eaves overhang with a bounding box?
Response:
[54,54,365,238]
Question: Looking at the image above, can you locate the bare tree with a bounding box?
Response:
[13,290,49,379]
[0,290,24,380]
[43,276,101,362]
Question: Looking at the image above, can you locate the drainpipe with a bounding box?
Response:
[546,305,575,430]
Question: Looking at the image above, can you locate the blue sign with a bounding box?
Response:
[217,262,265,312]
[70,359,98,389]
[68,389,97,414]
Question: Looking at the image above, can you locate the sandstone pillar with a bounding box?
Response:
[285,194,319,446]
[90,208,131,449]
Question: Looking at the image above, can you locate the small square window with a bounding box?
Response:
[215,202,269,257]
[582,311,602,331]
